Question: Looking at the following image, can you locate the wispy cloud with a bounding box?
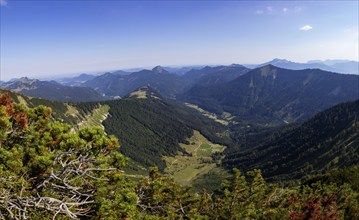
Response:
[0,0,7,7]
[266,6,274,14]
[256,6,301,15]
[255,6,275,15]
[300,25,313,31]
[294,6,302,13]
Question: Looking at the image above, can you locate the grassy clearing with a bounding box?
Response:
[185,103,229,125]
[163,130,226,186]
[78,105,110,129]
[16,95,28,107]
[65,105,80,117]
[129,90,148,99]
[222,111,236,121]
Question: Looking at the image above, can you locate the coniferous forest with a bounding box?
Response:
[0,92,358,219]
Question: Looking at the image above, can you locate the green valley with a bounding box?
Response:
[164,130,226,186]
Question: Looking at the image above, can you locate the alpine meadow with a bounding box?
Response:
[0,1,358,219]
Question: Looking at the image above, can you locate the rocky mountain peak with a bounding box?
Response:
[152,66,166,73]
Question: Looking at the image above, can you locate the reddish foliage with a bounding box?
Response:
[14,112,29,129]
[0,92,14,116]
[215,198,222,204]
[0,92,29,129]
[289,195,339,220]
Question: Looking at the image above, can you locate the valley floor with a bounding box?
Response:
[164,130,227,186]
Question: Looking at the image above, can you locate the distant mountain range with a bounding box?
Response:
[0,77,108,102]
[55,73,97,86]
[179,65,359,123]
[65,64,249,98]
[245,58,359,75]
[2,58,357,105]
[182,64,250,86]
[54,70,131,86]
[82,66,188,98]
[163,65,205,75]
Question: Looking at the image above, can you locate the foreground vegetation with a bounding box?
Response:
[0,92,358,219]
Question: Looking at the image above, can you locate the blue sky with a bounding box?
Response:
[0,1,358,80]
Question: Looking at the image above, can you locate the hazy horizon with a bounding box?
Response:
[0,57,358,82]
[1,0,358,80]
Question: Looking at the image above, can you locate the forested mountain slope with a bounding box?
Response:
[76,87,231,171]
[180,65,359,123]
[223,99,359,180]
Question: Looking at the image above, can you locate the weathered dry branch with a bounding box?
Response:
[0,150,118,219]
